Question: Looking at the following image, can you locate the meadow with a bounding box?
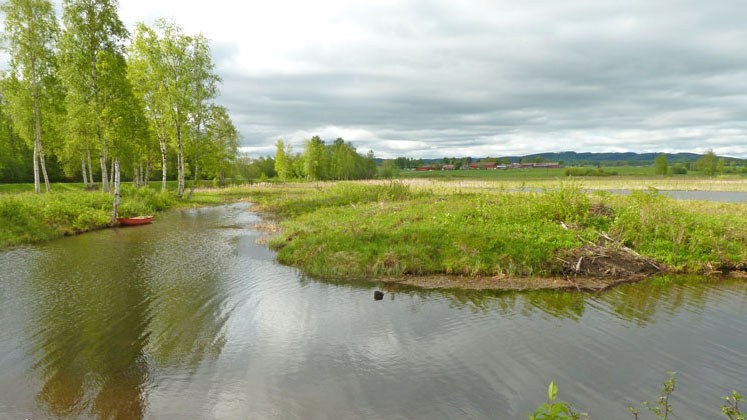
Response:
[225,181,747,287]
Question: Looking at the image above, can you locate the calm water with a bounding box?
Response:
[1,203,745,420]
[607,190,747,203]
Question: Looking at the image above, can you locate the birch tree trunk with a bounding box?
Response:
[100,153,109,193]
[110,157,120,224]
[145,159,152,189]
[160,142,167,192]
[32,140,40,194]
[32,80,50,193]
[177,124,184,198]
[37,139,51,193]
[109,158,115,194]
[86,147,94,185]
[81,153,88,188]
[159,122,168,192]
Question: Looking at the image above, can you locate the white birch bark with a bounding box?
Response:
[110,157,120,224]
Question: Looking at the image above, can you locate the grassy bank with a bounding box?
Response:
[0,186,223,248]
[228,182,747,284]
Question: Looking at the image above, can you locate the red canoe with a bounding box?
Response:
[117,216,153,226]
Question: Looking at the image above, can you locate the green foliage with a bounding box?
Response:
[565,167,618,177]
[538,182,591,224]
[654,154,668,175]
[696,150,719,176]
[533,374,743,420]
[722,391,745,420]
[0,187,175,247]
[670,163,687,175]
[528,381,586,420]
[643,372,677,419]
[275,140,293,181]
[378,159,400,179]
[239,180,747,279]
[609,190,747,269]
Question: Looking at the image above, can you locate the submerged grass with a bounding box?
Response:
[231,181,747,280]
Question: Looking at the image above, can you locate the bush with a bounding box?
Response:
[670,163,688,175]
[564,167,618,177]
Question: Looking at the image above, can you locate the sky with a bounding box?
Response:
[14,1,747,158]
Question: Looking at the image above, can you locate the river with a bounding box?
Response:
[0,203,745,419]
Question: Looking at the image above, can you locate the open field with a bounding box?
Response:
[398,165,747,179]
[6,170,747,196]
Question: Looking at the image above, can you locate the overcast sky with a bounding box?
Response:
[20,1,747,157]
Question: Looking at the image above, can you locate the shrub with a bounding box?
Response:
[564,167,618,177]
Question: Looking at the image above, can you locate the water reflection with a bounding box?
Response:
[321,274,746,326]
[21,207,243,419]
[0,203,745,419]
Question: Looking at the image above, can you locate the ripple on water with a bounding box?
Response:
[0,203,745,419]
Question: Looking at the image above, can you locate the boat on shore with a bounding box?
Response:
[116,216,153,226]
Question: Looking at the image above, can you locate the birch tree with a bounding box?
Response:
[184,34,219,199]
[59,0,128,193]
[129,23,171,190]
[202,104,237,185]
[1,0,60,193]
[156,19,192,198]
[274,139,293,182]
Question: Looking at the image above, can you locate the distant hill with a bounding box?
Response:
[502,152,706,165]
[404,151,740,166]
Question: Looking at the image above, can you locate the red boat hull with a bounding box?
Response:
[117,216,153,226]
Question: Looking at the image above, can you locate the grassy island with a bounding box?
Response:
[229,181,747,290]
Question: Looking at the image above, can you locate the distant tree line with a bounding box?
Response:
[271,136,377,182]
[0,0,239,198]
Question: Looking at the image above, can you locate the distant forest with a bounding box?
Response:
[389,151,745,169]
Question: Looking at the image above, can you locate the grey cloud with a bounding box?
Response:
[196,1,747,157]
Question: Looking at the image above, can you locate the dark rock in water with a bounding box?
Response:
[374,291,384,300]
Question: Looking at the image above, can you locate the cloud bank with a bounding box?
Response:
[45,1,747,157]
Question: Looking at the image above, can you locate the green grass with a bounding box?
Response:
[397,165,745,180]
[0,180,221,194]
[232,182,747,279]
[0,186,208,248]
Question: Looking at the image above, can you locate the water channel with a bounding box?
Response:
[1,202,745,419]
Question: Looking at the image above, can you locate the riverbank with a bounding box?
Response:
[224,181,747,290]
[4,180,747,291]
[0,186,223,248]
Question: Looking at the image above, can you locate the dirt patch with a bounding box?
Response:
[254,222,282,235]
[557,243,663,279]
[253,221,282,245]
[588,203,614,218]
[377,274,652,292]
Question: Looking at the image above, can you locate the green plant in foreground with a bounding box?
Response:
[640,372,677,419]
[528,381,587,420]
[722,391,745,420]
[533,373,744,419]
